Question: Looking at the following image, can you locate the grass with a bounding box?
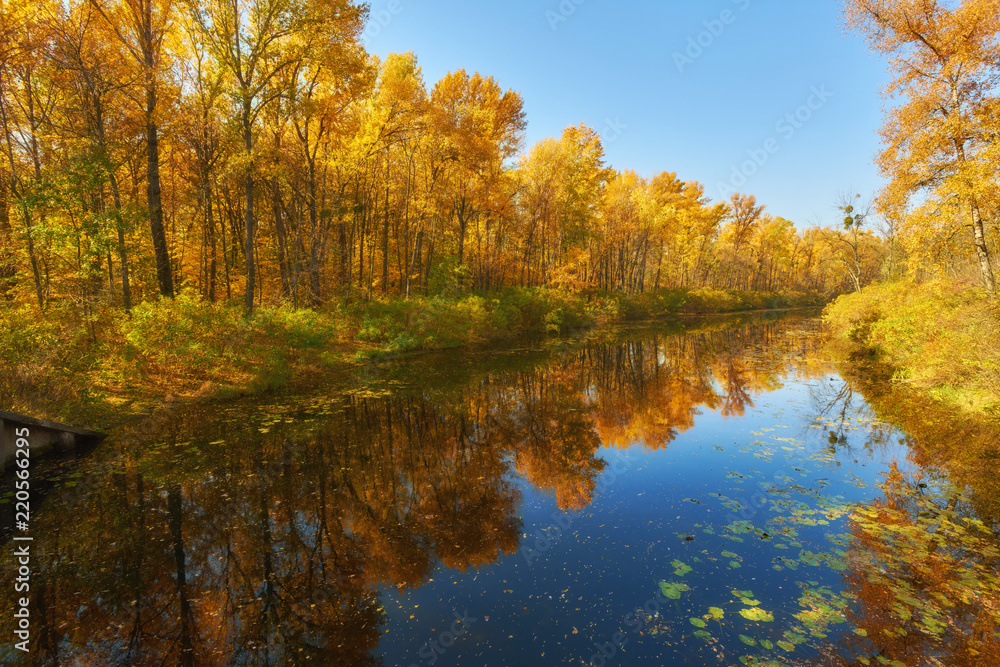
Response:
[602,287,824,319]
[0,285,825,428]
[824,279,1000,417]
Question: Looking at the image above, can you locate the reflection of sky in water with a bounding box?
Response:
[5,314,997,667]
[379,366,913,667]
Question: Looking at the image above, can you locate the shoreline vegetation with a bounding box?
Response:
[824,280,1000,420]
[1,287,824,429]
[818,3,1000,427]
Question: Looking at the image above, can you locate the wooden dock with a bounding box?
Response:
[0,411,105,471]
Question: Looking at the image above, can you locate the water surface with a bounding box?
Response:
[3,313,999,666]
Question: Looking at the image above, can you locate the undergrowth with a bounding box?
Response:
[824,279,1000,416]
[1,286,824,425]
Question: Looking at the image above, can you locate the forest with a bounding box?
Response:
[0,0,885,317]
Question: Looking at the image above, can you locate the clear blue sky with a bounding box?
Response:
[362,0,891,228]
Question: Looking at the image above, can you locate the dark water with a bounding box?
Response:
[3,313,999,666]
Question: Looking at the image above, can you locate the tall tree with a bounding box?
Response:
[191,0,367,313]
[89,0,176,298]
[177,17,226,303]
[429,70,526,289]
[53,1,138,311]
[846,0,1000,293]
[0,2,56,309]
[724,193,766,290]
[284,16,370,305]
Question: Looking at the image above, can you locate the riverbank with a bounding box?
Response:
[824,279,1000,418]
[1,286,824,428]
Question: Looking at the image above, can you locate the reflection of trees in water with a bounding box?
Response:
[809,463,1000,667]
[804,352,1000,666]
[6,316,831,664]
[808,379,898,456]
[25,457,387,666]
[586,320,829,449]
[834,352,1000,531]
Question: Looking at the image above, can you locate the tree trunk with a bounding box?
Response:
[971,205,996,293]
[272,177,291,299]
[108,172,132,311]
[307,159,322,306]
[0,70,44,309]
[424,237,434,295]
[382,161,390,293]
[0,172,16,300]
[204,169,216,303]
[405,229,423,298]
[243,103,256,314]
[146,86,174,298]
[457,206,468,289]
[338,220,348,290]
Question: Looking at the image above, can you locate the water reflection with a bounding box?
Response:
[1,315,822,664]
[816,357,1000,666]
[5,313,996,666]
[840,463,1000,666]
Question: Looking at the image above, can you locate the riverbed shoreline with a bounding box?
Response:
[823,279,1000,421]
[2,287,827,432]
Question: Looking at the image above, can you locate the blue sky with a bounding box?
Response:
[362,0,891,228]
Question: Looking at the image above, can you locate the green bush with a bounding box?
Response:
[0,302,108,419]
[254,305,344,348]
[122,293,249,368]
[0,304,67,368]
[824,279,1000,414]
[117,292,344,390]
[350,288,596,353]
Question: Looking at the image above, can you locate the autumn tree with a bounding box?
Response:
[88,0,177,299]
[516,124,609,289]
[52,1,140,311]
[654,177,726,288]
[280,6,369,304]
[191,0,367,313]
[429,70,526,290]
[595,170,656,293]
[176,15,228,303]
[721,193,766,290]
[846,0,1000,293]
[0,1,56,309]
[348,52,425,297]
[830,193,872,293]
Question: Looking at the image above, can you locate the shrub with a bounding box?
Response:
[116,292,345,392]
[824,279,1000,414]
[0,301,114,419]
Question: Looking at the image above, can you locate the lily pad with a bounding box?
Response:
[672,559,693,577]
[739,607,775,622]
[659,581,691,600]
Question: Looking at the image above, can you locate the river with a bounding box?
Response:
[2,311,998,666]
